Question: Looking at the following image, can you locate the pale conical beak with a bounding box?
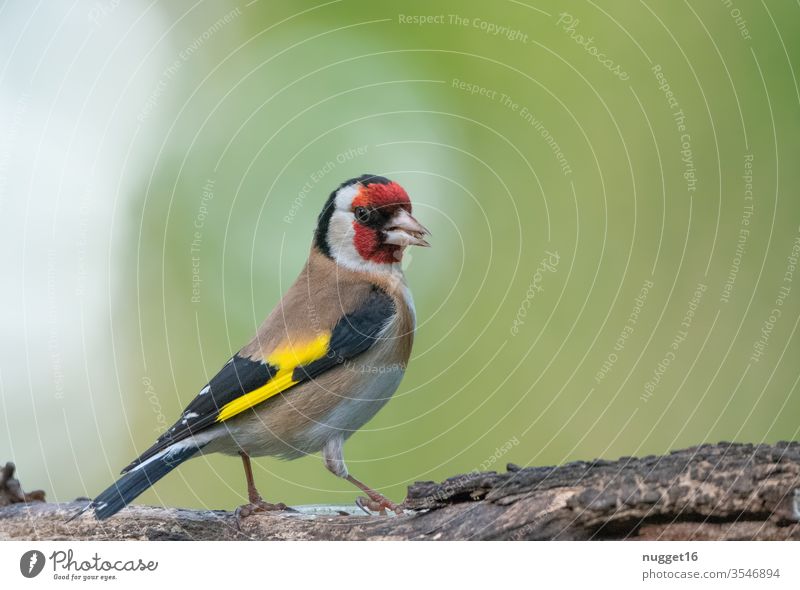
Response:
[383,209,431,248]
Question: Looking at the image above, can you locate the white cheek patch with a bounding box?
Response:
[328,185,360,266]
[327,210,378,273]
[334,184,360,210]
[328,185,362,263]
[327,210,357,260]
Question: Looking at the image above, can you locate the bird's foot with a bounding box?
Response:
[355,494,404,516]
[236,499,291,519]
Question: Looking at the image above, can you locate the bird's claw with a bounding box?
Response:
[355,495,404,516]
[236,500,292,520]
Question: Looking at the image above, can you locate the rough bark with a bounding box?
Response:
[2,443,799,541]
[0,462,45,507]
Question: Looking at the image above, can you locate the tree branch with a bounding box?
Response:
[0,462,45,507]
[2,443,799,540]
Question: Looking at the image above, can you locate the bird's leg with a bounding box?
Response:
[236,451,289,518]
[346,475,404,516]
[241,451,263,505]
[321,437,403,516]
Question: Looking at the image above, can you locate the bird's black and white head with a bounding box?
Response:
[314,174,430,274]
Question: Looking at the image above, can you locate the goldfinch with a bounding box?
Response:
[79,174,429,520]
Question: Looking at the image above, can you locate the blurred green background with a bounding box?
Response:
[1,0,799,511]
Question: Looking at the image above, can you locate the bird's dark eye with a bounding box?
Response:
[354,207,372,224]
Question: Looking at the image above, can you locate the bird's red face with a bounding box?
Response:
[316,175,430,272]
[350,182,429,264]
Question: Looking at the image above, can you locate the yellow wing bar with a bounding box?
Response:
[215,333,331,422]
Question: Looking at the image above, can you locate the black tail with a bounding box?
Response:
[76,445,202,521]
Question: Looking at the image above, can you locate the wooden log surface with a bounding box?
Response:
[2,443,799,541]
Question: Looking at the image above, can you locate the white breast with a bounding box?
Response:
[323,356,405,432]
[298,309,409,449]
